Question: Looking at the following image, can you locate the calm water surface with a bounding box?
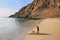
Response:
[0,18,40,40]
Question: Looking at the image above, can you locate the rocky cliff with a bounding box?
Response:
[10,0,60,18]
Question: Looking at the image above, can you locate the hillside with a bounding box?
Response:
[10,0,60,18]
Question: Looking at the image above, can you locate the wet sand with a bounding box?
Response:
[24,18,60,40]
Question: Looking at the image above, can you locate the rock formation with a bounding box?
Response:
[10,0,60,18]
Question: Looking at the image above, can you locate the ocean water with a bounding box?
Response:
[0,18,60,40]
[0,18,40,40]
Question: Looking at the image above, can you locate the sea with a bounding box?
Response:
[0,17,40,40]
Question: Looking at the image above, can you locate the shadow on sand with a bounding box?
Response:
[28,33,51,35]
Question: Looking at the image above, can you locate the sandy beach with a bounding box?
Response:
[24,18,60,40]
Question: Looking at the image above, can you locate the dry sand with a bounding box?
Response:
[24,18,60,40]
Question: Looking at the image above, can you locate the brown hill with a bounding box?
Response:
[10,0,60,18]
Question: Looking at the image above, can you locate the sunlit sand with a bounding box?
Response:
[24,18,60,40]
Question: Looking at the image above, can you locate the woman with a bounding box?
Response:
[37,26,39,34]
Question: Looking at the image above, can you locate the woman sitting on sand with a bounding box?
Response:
[29,26,39,35]
[37,26,39,34]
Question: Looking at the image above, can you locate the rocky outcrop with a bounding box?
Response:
[10,0,60,18]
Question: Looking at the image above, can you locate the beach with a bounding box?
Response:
[24,18,60,40]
